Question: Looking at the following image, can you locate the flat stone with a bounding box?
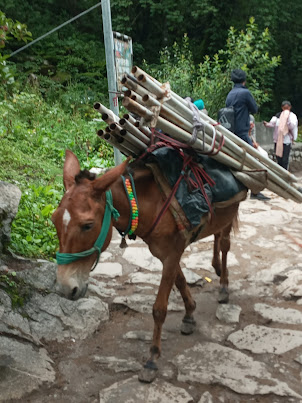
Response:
[295,354,302,365]
[235,225,257,239]
[123,330,167,341]
[172,342,301,398]
[88,283,116,298]
[99,376,193,403]
[182,250,239,273]
[254,303,302,325]
[252,237,276,249]
[198,391,214,403]
[227,324,302,354]
[127,272,161,286]
[93,356,141,373]
[182,268,203,285]
[248,259,292,283]
[122,247,162,271]
[0,336,55,401]
[113,294,184,314]
[92,262,123,278]
[240,209,292,225]
[216,304,241,323]
[199,321,236,342]
[277,269,302,298]
[236,283,272,298]
[100,251,113,262]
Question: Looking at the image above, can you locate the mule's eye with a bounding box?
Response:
[81,223,93,232]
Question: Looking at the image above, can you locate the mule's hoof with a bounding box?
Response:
[181,316,196,335]
[218,288,229,304]
[138,367,158,383]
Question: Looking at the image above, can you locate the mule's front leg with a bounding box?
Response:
[138,272,175,383]
[175,267,196,335]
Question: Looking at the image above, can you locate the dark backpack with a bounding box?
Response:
[217,106,235,133]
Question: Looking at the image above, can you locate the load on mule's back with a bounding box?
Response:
[53,148,246,382]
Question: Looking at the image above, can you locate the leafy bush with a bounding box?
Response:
[10,185,61,259]
[146,18,281,117]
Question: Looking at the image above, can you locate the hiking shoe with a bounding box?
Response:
[250,192,271,201]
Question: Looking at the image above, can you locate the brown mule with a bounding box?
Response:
[52,150,246,383]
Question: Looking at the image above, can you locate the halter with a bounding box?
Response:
[56,190,119,270]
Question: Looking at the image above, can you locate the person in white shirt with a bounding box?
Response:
[263,100,298,170]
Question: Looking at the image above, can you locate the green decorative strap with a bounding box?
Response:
[56,190,119,268]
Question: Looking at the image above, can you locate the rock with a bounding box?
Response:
[198,391,214,403]
[0,181,22,253]
[0,304,40,345]
[17,261,57,291]
[173,342,301,398]
[248,260,292,284]
[227,324,302,354]
[127,272,161,286]
[123,330,167,341]
[277,269,302,299]
[93,356,141,373]
[199,321,236,342]
[295,355,302,365]
[122,247,162,271]
[88,281,116,298]
[254,303,302,325]
[23,293,109,342]
[240,209,292,225]
[99,376,193,403]
[0,336,55,401]
[181,268,203,285]
[92,262,123,278]
[100,251,113,262]
[113,294,184,314]
[216,304,241,323]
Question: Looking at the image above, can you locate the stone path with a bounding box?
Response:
[1,182,302,402]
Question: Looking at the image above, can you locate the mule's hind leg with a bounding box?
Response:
[218,223,232,304]
[212,232,222,277]
[138,258,177,383]
[174,267,197,335]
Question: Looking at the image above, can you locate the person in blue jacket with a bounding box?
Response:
[226,69,258,146]
[226,69,270,201]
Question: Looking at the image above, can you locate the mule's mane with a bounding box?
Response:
[75,170,96,184]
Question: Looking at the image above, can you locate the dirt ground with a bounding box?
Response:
[7,166,302,403]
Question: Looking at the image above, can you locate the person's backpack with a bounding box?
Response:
[217,106,235,133]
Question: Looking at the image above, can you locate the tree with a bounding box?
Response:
[0,11,32,85]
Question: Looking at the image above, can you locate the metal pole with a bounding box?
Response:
[101,0,122,165]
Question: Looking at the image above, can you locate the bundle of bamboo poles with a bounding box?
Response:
[94,67,302,203]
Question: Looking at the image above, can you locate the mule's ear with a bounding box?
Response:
[93,156,131,194]
[63,150,81,190]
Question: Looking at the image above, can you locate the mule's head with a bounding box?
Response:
[52,150,129,300]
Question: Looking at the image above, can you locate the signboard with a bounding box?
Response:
[113,31,133,92]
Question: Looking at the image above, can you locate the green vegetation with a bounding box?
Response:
[0,3,301,260]
[146,19,280,116]
[0,90,114,259]
[0,271,31,308]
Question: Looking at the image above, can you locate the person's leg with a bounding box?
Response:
[281,144,291,170]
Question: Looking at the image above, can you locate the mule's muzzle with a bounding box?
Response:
[56,280,88,301]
